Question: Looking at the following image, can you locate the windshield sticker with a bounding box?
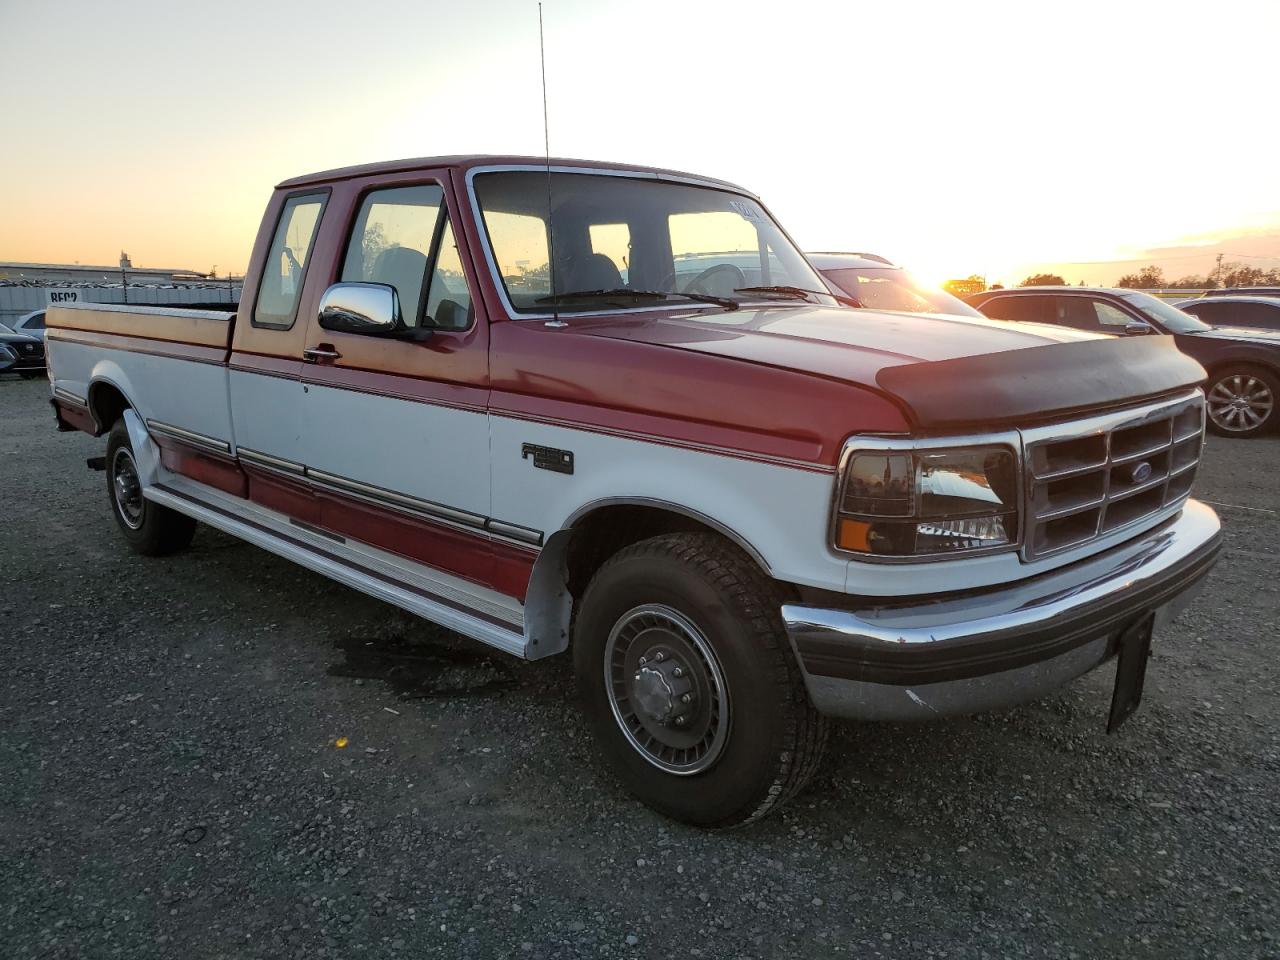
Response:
[730,200,763,222]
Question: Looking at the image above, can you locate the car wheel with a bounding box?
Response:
[573,532,828,828]
[106,419,197,555]
[1205,365,1277,438]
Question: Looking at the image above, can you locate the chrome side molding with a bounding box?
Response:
[236,447,306,477]
[305,468,488,529]
[485,519,543,546]
[144,419,233,456]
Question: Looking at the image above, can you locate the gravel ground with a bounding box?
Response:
[1,375,1277,959]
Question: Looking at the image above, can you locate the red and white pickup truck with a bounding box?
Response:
[47,155,1221,826]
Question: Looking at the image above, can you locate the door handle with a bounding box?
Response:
[303,345,342,363]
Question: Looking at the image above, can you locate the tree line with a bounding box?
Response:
[1113,260,1280,290]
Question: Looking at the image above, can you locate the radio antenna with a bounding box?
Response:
[538,3,560,323]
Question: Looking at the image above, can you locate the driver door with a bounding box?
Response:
[295,170,495,587]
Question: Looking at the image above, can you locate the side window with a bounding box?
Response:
[27,313,46,330]
[423,219,473,330]
[1236,302,1280,328]
[1056,297,1132,331]
[1093,300,1133,328]
[254,193,326,328]
[980,295,1056,324]
[342,185,443,327]
[1183,301,1220,323]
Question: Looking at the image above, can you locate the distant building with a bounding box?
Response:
[0,259,212,285]
[0,258,241,325]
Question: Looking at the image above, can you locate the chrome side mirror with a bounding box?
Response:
[318,282,409,337]
[1124,321,1154,336]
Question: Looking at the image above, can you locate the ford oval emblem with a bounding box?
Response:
[1128,461,1153,484]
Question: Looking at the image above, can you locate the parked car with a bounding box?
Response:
[1175,295,1280,333]
[0,322,46,378]
[967,287,1280,438]
[0,343,16,374]
[1199,286,1280,299]
[807,252,983,317]
[46,155,1220,826]
[11,309,48,342]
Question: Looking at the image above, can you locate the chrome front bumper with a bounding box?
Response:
[782,499,1222,722]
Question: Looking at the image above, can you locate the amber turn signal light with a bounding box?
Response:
[836,518,873,552]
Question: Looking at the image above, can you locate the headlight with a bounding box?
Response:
[833,443,1021,559]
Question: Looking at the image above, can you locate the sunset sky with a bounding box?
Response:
[2,0,1278,287]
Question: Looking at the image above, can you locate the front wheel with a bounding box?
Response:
[105,419,196,555]
[1205,365,1277,438]
[573,533,828,828]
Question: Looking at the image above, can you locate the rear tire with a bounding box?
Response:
[105,419,196,556]
[573,533,828,828]
[1205,364,1277,438]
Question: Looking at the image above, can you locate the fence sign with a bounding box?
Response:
[44,288,85,306]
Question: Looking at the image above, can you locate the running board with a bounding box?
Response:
[145,482,528,659]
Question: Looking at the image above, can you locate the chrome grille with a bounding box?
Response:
[1022,391,1204,560]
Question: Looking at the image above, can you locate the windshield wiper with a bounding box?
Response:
[536,288,739,311]
[734,285,863,308]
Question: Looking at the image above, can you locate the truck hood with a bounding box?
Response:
[572,305,1207,429]
[570,305,1103,386]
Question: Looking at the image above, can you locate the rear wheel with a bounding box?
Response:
[105,419,196,555]
[573,533,828,828]
[1205,365,1277,438]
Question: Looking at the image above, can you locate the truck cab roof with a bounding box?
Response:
[277,155,753,195]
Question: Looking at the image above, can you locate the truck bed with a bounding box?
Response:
[45,301,238,448]
[46,301,237,351]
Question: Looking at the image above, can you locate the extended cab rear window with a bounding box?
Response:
[253,192,327,328]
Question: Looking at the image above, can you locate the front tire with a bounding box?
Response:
[105,419,196,555]
[573,533,828,828]
[1205,365,1277,438]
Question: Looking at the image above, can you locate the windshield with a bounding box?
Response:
[473,171,832,313]
[820,267,983,317]
[0,323,16,335]
[1116,290,1211,333]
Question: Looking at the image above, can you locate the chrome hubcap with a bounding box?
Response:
[112,448,145,529]
[604,603,729,775]
[1208,375,1273,432]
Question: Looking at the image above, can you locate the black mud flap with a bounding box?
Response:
[1107,614,1155,733]
[50,397,77,432]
